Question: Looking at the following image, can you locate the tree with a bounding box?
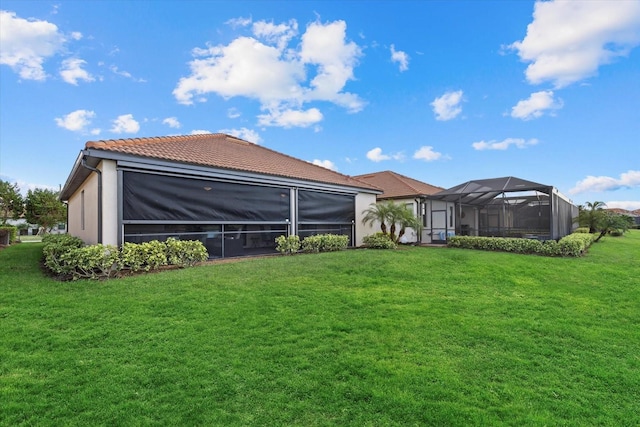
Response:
[0,180,24,225]
[362,201,421,243]
[577,201,607,233]
[594,211,633,242]
[24,188,66,233]
[362,201,394,235]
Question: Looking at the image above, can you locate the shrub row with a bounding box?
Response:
[42,235,208,280]
[447,233,596,257]
[362,232,398,249]
[275,234,349,255]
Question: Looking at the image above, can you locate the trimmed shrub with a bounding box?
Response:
[448,233,596,257]
[275,235,301,255]
[165,238,208,267]
[61,244,120,280]
[301,234,349,253]
[362,232,397,249]
[42,234,84,275]
[574,227,590,234]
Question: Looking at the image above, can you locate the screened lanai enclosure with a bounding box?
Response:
[121,171,356,258]
[427,177,578,241]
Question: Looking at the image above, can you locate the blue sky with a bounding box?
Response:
[1,0,639,209]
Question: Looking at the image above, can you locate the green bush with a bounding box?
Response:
[362,232,397,249]
[0,225,18,244]
[301,234,349,253]
[447,233,596,257]
[61,244,120,280]
[275,235,301,255]
[574,227,590,234]
[165,238,208,267]
[42,234,84,275]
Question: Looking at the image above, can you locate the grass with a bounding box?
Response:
[1,231,639,426]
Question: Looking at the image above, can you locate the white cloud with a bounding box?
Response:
[54,109,96,132]
[511,90,563,120]
[603,201,640,211]
[191,129,212,135]
[569,170,640,194]
[472,138,539,151]
[110,114,140,134]
[227,107,241,119]
[219,127,262,144]
[312,159,338,171]
[60,58,94,85]
[110,65,146,82]
[431,90,463,121]
[162,117,181,128]
[173,19,364,128]
[413,146,442,162]
[0,10,66,81]
[366,147,404,162]
[257,107,323,128]
[70,31,83,41]
[390,44,409,71]
[509,0,640,88]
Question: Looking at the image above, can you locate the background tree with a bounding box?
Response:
[24,188,66,233]
[577,201,607,233]
[0,180,24,225]
[594,211,633,242]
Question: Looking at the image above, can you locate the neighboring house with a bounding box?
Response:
[59,134,380,258]
[428,176,578,243]
[353,170,444,243]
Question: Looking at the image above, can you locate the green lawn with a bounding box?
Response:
[1,232,639,426]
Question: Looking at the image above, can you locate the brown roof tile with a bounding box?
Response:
[85,134,378,190]
[353,170,443,199]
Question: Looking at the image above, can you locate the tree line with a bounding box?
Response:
[0,180,67,233]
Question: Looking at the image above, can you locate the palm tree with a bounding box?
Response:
[578,201,607,233]
[361,201,393,235]
[362,201,422,243]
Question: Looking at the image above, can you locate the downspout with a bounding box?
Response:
[81,156,102,243]
[414,198,422,244]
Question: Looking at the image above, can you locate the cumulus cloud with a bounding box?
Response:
[54,109,96,132]
[390,44,409,71]
[257,107,323,128]
[431,90,463,121]
[366,147,404,162]
[0,10,66,80]
[510,90,563,120]
[413,146,442,162]
[60,58,94,85]
[173,18,364,128]
[227,107,241,119]
[110,114,140,134]
[509,0,640,88]
[472,138,539,151]
[569,170,640,194]
[219,127,262,144]
[191,129,212,135]
[312,159,338,171]
[162,117,181,128]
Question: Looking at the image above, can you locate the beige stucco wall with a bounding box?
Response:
[354,192,378,246]
[67,170,99,245]
[66,160,118,246]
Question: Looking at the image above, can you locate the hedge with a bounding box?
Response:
[447,233,596,257]
[42,235,208,280]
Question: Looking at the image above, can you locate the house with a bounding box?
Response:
[427,176,579,243]
[59,134,381,258]
[353,170,444,243]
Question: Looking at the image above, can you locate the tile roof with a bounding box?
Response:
[353,170,443,199]
[84,134,378,190]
